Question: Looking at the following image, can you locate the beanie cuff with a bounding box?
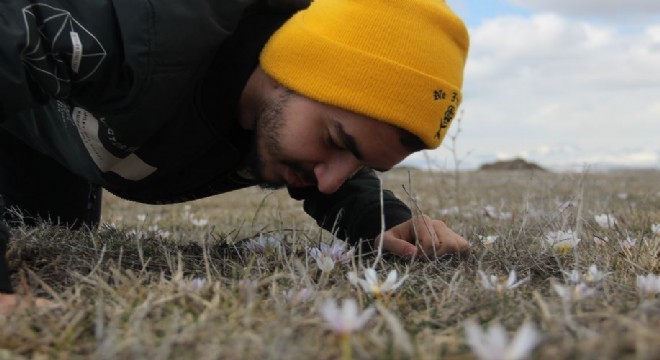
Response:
[260,12,463,148]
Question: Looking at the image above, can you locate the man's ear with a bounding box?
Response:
[268,0,310,11]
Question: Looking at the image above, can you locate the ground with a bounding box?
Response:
[1,168,659,359]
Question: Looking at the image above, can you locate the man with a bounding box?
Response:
[0,0,470,305]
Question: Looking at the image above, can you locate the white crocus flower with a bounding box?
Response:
[483,205,513,220]
[324,240,355,263]
[464,320,541,360]
[652,224,660,236]
[478,235,499,246]
[177,277,207,292]
[562,270,581,284]
[189,278,206,290]
[553,282,597,302]
[182,278,207,291]
[314,254,335,273]
[544,230,581,255]
[145,225,171,239]
[478,270,528,294]
[620,237,637,250]
[190,217,209,227]
[594,214,617,229]
[309,240,355,271]
[125,229,149,240]
[136,214,147,222]
[285,288,314,303]
[636,274,660,296]
[156,230,171,239]
[563,265,609,284]
[348,268,408,297]
[245,233,284,253]
[584,265,609,283]
[319,298,375,335]
[439,206,460,215]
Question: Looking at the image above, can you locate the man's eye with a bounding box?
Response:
[327,134,342,150]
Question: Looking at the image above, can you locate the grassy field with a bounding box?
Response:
[1,168,659,359]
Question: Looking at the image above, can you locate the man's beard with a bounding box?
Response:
[243,90,316,190]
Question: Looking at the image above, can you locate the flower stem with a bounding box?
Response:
[341,334,353,360]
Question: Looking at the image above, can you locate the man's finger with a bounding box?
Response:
[0,293,58,316]
[432,222,471,257]
[375,235,417,258]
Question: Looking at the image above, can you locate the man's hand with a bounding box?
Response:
[0,293,57,316]
[375,215,470,259]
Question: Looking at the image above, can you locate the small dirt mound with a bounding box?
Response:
[479,157,546,171]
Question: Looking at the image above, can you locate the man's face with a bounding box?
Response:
[245,89,413,194]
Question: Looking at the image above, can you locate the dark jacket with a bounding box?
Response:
[0,0,412,247]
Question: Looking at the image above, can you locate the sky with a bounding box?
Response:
[401,0,660,171]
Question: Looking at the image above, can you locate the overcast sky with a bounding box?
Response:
[401,0,660,171]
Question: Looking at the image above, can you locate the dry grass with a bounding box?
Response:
[1,168,659,359]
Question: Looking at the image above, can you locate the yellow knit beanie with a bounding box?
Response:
[260,0,469,149]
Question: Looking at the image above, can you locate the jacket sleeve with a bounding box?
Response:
[0,0,49,115]
[0,0,261,118]
[0,0,134,118]
[288,168,412,249]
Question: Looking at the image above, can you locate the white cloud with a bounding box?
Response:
[577,151,659,167]
[401,11,660,171]
[647,25,660,42]
[508,0,660,19]
[468,14,660,89]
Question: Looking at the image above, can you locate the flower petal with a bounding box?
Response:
[506,322,541,360]
[464,320,492,360]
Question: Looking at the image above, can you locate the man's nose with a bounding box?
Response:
[314,155,362,194]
